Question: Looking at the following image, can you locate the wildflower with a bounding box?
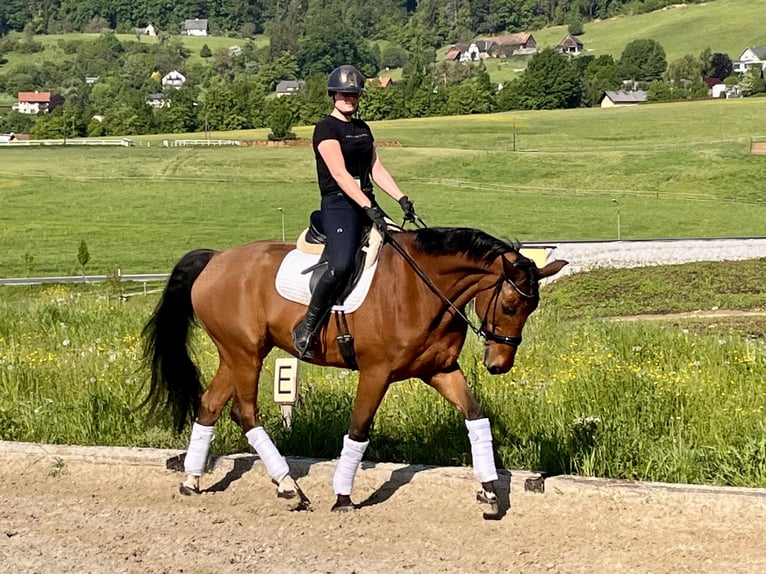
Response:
[632,345,643,352]
[62,339,70,347]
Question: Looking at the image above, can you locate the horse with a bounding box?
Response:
[142,226,567,519]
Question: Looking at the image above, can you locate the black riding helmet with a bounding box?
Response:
[327,65,366,96]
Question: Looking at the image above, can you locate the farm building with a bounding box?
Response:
[182,18,208,36]
[600,90,648,108]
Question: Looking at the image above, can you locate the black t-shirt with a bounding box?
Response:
[313,115,374,197]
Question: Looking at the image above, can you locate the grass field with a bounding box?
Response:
[1,97,765,277]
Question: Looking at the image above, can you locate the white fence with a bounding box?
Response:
[0,138,133,147]
[169,139,240,147]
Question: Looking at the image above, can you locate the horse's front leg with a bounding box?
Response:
[332,369,390,513]
[425,366,502,520]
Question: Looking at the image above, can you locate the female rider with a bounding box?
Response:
[292,65,419,360]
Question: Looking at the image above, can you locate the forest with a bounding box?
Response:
[0,0,713,42]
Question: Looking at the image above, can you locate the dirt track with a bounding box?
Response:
[1,444,766,574]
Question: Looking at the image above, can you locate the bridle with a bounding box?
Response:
[387,232,538,348]
[477,271,537,347]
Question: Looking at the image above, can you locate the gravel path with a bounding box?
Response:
[533,238,766,277]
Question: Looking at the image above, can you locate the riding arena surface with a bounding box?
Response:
[2,443,766,574]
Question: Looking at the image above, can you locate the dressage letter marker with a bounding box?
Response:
[274,358,299,426]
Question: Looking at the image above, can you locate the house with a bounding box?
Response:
[161,70,186,89]
[378,76,394,88]
[275,80,305,97]
[182,18,208,36]
[12,91,51,114]
[480,33,537,57]
[135,23,157,36]
[733,47,766,76]
[556,34,584,55]
[444,44,468,62]
[599,90,648,108]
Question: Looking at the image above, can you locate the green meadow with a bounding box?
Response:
[531,0,766,62]
[1,100,765,487]
[2,98,765,277]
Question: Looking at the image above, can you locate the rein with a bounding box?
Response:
[385,230,534,347]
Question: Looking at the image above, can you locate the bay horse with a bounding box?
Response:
[142,227,567,519]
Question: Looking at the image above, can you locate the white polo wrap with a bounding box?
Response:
[246,426,290,483]
[332,435,370,496]
[465,417,498,483]
[184,422,215,477]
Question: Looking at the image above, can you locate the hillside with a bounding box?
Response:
[2,0,763,84]
[531,0,766,62]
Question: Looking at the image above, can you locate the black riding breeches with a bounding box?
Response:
[320,191,365,283]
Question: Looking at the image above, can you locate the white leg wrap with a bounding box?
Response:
[333,435,369,496]
[466,418,498,484]
[246,426,290,483]
[184,423,215,477]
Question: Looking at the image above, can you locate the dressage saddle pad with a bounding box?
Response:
[275,249,378,313]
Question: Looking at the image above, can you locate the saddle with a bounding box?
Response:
[295,210,385,303]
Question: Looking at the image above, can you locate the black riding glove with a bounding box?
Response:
[365,205,388,234]
[398,195,417,223]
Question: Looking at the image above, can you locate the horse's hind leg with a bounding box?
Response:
[180,362,234,495]
[228,357,311,508]
[331,370,389,512]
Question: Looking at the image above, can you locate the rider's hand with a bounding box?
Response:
[398,195,417,223]
[364,205,388,234]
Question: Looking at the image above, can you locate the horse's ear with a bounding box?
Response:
[536,259,568,279]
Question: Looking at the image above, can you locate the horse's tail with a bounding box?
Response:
[141,248,216,432]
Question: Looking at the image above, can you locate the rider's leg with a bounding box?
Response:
[292,192,361,359]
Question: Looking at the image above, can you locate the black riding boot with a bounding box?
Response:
[292,271,341,360]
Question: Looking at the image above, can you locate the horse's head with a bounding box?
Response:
[475,254,568,374]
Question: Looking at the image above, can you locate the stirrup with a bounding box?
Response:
[292,323,316,360]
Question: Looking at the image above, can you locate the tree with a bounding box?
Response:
[77,240,90,278]
[200,44,212,58]
[619,39,667,82]
[710,52,733,81]
[513,48,582,110]
[665,54,702,85]
[267,98,296,141]
[582,54,621,107]
[740,67,766,97]
[296,9,377,78]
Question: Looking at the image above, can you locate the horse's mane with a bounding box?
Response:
[409,227,520,264]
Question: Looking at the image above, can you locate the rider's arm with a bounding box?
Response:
[370,145,406,202]
[317,139,374,209]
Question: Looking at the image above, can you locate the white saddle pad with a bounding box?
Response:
[275,249,378,313]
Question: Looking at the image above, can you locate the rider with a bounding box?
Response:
[292,64,419,360]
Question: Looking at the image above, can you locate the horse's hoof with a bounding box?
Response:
[477,489,501,520]
[277,476,313,511]
[179,483,200,496]
[331,494,356,513]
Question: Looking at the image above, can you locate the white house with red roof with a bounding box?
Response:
[13,91,51,114]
